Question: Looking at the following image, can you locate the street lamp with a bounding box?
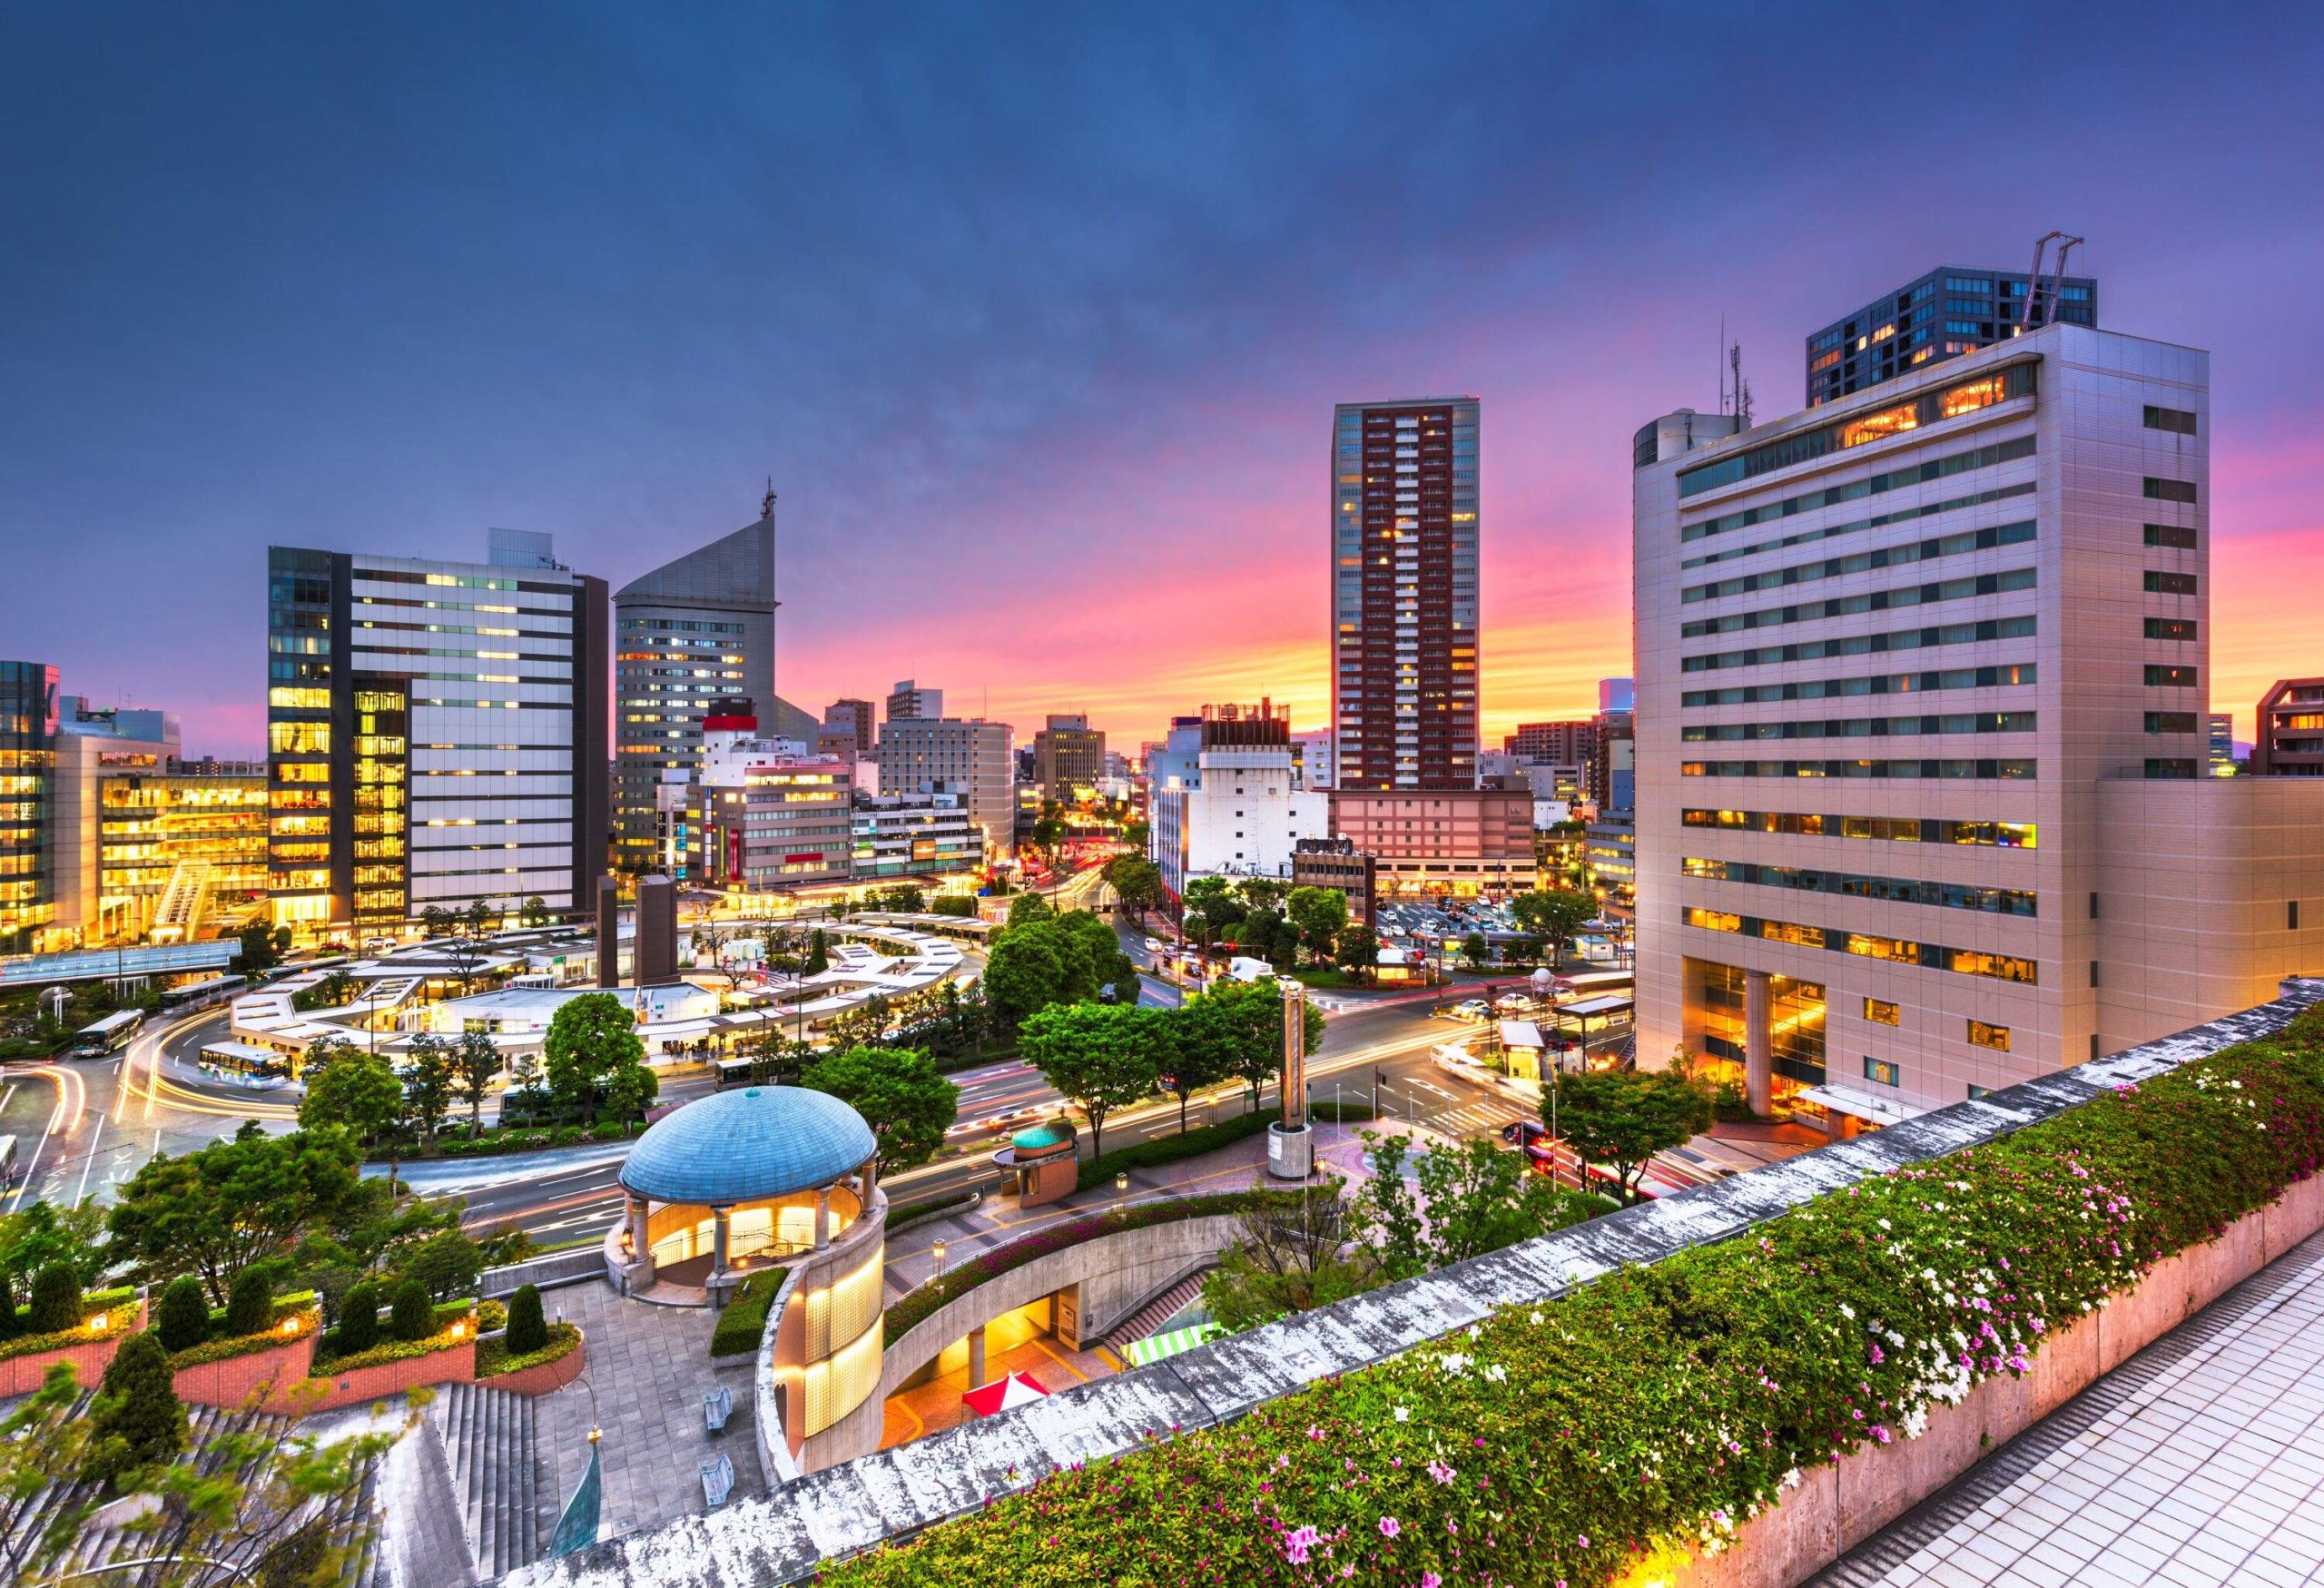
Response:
[931,1239,947,1277]
[1114,1170,1129,1194]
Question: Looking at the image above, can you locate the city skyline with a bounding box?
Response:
[6,6,2323,758]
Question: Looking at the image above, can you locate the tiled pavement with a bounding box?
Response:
[528,1279,762,1546]
[1814,1230,2324,1588]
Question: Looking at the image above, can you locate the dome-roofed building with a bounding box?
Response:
[607,1086,883,1310]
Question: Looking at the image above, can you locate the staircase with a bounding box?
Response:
[1103,1267,1214,1353]
[430,1381,549,1578]
[151,857,214,942]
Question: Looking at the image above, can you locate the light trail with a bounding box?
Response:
[9,1065,84,1211]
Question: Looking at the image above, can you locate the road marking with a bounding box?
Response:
[73,1114,104,1207]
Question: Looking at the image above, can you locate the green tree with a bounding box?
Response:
[0,1198,107,1317]
[1177,977,1324,1112]
[235,921,281,973]
[1152,1007,1222,1134]
[1238,877,1288,912]
[804,928,830,975]
[26,1261,81,1333]
[0,1364,94,1581]
[83,1332,186,1489]
[336,1281,380,1353]
[1019,1003,1158,1159]
[1181,910,1212,951]
[222,1267,273,1336]
[154,1274,212,1354]
[419,905,451,940]
[453,1028,502,1131]
[602,1057,661,1129]
[1121,818,1150,851]
[1182,876,1246,934]
[388,1277,435,1342]
[542,991,646,1123]
[395,1228,483,1301]
[108,1123,363,1305]
[504,1283,547,1355]
[400,1031,457,1144]
[1511,888,1597,968]
[803,1046,960,1172]
[1344,1134,1426,1282]
[1551,1070,1715,1203]
[983,923,1067,1031]
[1333,923,1381,981]
[298,1042,401,1145]
[1004,890,1054,930]
[1285,887,1348,965]
[1101,853,1165,917]
[1200,1187,1378,1334]
[463,899,492,939]
[1460,930,1491,969]
[521,894,549,927]
[1412,1135,1583,1263]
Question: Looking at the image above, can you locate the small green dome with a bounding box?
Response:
[1010,1121,1071,1151]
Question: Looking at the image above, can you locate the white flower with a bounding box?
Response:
[1483,1364,1508,1384]
[1838,1302,1856,1320]
[1393,1406,1410,1422]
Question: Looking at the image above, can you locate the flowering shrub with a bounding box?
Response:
[0,1286,139,1364]
[884,1189,1304,1344]
[828,1011,2324,1587]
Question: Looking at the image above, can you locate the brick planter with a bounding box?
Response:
[0,1298,147,1396]
[300,1335,479,1414]
[1672,1171,2324,1588]
[175,1330,319,1412]
[479,1331,586,1396]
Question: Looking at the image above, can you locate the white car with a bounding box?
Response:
[1143,938,1164,953]
[1451,999,1492,1021]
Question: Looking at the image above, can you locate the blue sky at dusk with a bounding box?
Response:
[5,3,2322,755]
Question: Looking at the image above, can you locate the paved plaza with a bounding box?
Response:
[1816,1230,2324,1588]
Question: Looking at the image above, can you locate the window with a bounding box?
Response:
[1864,997,1900,1026]
[1864,1057,1903,1088]
[2144,524,2198,550]
[2145,758,2198,779]
[2091,961,2101,989]
[1968,1020,2011,1052]
[2143,405,2198,435]
[2146,712,2198,735]
[1967,1084,1993,1100]
[2146,665,2198,687]
[2143,570,2198,596]
[2292,901,2302,931]
[2142,478,2198,504]
[1676,366,2036,496]
[2144,617,2198,642]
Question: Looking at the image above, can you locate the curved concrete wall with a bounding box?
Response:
[755,1187,888,1481]
[806,1211,1240,1472]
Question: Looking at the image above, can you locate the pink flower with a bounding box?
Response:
[1380,1515,1402,1539]
[1423,1574,1443,1588]
[1427,1460,1456,1485]
[1578,1534,1590,1549]
[1306,1425,1325,1441]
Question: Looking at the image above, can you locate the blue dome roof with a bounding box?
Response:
[619,1086,877,1205]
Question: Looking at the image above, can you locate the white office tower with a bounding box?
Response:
[1630,321,2293,1131]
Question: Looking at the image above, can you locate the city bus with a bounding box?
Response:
[197,1041,295,1090]
[69,1010,144,1060]
[1552,970,1633,1001]
[161,973,246,1013]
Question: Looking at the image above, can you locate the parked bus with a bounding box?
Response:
[714,1056,757,1090]
[161,973,246,1013]
[69,1009,144,1060]
[197,1041,295,1090]
[1552,970,1633,1001]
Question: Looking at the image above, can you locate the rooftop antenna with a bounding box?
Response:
[1718,315,1728,416]
[760,475,777,519]
[2017,231,2064,332]
[1730,341,1751,429]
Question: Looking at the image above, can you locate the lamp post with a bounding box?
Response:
[931,1239,947,1279]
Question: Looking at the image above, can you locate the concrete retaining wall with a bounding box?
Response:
[1678,1169,2324,1586]
[482,1248,607,1297]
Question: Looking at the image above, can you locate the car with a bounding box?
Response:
[1494,993,1533,1013]
[1143,937,1164,953]
[1451,999,1492,1021]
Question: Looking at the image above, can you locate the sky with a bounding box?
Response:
[5,3,2323,757]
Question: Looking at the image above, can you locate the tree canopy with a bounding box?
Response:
[542,991,649,1121]
[1550,1070,1714,1202]
[1019,1002,1162,1158]
[802,1045,960,1173]
[1511,888,1597,964]
[1284,887,1348,963]
[108,1123,364,1304]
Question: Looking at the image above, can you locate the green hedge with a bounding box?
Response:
[478,1321,581,1378]
[1077,1110,1274,1192]
[886,1189,1304,1344]
[166,1291,323,1372]
[0,1286,140,1364]
[825,1010,2324,1588]
[710,1268,790,1357]
[885,1193,977,1231]
[310,1324,475,1377]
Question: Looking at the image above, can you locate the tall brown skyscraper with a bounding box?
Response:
[1330,398,1480,791]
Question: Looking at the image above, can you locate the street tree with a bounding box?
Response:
[109,1123,364,1304]
[802,1045,960,1172]
[1460,930,1491,969]
[1004,890,1054,930]
[419,905,451,940]
[1511,887,1597,968]
[1238,877,1288,912]
[1178,976,1324,1112]
[1199,1186,1378,1333]
[453,1028,502,1130]
[463,899,493,939]
[400,1032,456,1144]
[521,894,549,927]
[1182,909,1212,951]
[1411,1134,1584,1263]
[541,991,646,1123]
[1333,923,1381,982]
[1152,1007,1221,1134]
[601,1055,660,1130]
[1182,876,1246,934]
[1551,1070,1715,1203]
[1019,1002,1159,1159]
[1285,887,1348,965]
[1101,853,1165,919]
[298,1044,403,1155]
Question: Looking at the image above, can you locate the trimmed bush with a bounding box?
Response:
[389,1278,434,1343]
[26,1262,81,1335]
[1076,1109,1275,1192]
[823,1010,2324,1588]
[337,1281,380,1354]
[83,1332,186,1488]
[154,1275,212,1354]
[709,1268,788,1357]
[885,1192,977,1231]
[478,1320,581,1378]
[223,1267,273,1337]
[504,1283,547,1356]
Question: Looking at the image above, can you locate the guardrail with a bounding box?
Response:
[480,1247,606,1297]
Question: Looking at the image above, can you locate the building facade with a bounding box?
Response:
[876,715,1014,859]
[1324,788,1533,898]
[614,512,777,873]
[97,761,268,944]
[0,661,60,952]
[50,696,179,946]
[1635,321,2215,1126]
[1504,719,1597,767]
[266,531,608,935]
[1032,714,1105,797]
[1148,706,1327,895]
[699,720,852,892]
[2252,679,2324,776]
[2207,713,2237,775]
[1290,836,1376,930]
[1806,263,2096,409]
[1331,398,1481,792]
[885,680,943,724]
[851,791,985,881]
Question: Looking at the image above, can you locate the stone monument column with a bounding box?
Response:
[1266,977,1314,1179]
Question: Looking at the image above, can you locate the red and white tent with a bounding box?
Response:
[961,1372,1048,1417]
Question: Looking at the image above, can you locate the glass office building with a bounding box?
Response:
[1807,265,2095,409]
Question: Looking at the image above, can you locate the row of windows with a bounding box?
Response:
[2146,617,2199,641]
[2145,524,2198,550]
[1682,711,2035,744]
[1680,436,2037,544]
[2143,477,2198,504]
[1684,616,2035,675]
[1683,758,2036,781]
[1682,905,2039,983]
[1683,808,2035,848]
[2143,405,2199,435]
[1680,567,2036,639]
[1681,479,2035,571]
[353,568,572,597]
[1678,366,2036,497]
[1683,520,2035,604]
[615,617,744,634]
[1684,855,2036,915]
[1683,663,2034,708]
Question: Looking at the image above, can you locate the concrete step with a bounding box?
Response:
[1105,1268,1214,1350]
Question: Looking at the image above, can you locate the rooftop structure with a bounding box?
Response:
[618,1086,878,1207]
